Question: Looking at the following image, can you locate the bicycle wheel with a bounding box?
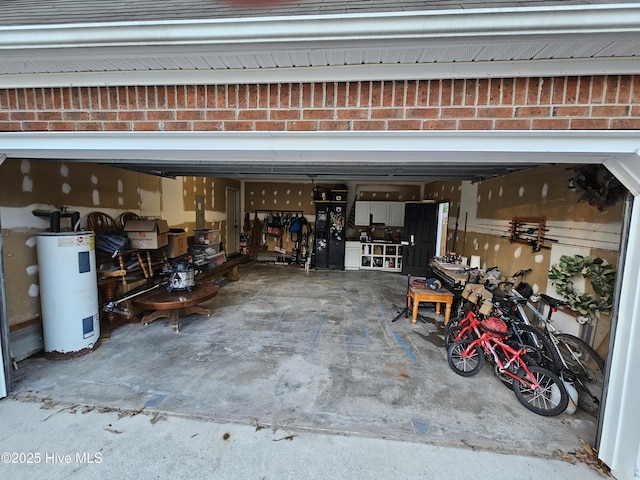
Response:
[511,323,562,374]
[556,334,605,415]
[444,318,475,350]
[493,343,537,390]
[448,339,484,377]
[513,365,569,416]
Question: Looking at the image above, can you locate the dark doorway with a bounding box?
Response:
[402,203,437,276]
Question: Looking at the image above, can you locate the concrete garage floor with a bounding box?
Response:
[5,264,604,478]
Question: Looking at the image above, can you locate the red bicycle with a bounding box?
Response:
[447,317,569,416]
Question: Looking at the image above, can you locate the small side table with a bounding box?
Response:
[132,283,220,332]
[407,286,454,325]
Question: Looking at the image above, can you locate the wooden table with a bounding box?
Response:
[132,282,220,332]
[407,286,454,325]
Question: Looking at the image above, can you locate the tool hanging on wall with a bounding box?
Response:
[504,216,558,252]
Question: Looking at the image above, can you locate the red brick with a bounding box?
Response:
[118,111,146,121]
[405,81,417,107]
[301,84,313,108]
[79,88,91,110]
[494,119,531,129]
[0,112,8,121]
[76,122,104,131]
[37,111,63,121]
[406,107,439,119]
[565,77,578,104]
[393,81,405,107]
[464,80,477,106]
[488,78,502,105]
[452,79,465,106]
[177,110,204,121]
[336,108,368,120]
[347,82,360,107]
[458,119,493,130]
[577,77,591,104]
[269,84,279,108]
[287,120,317,131]
[629,76,640,103]
[513,78,528,105]
[352,120,385,130]
[502,78,516,105]
[206,110,235,120]
[0,90,8,109]
[0,122,21,131]
[108,88,119,110]
[291,83,302,108]
[88,88,100,110]
[104,121,131,131]
[604,76,619,103]
[90,112,118,121]
[271,110,301,120]
[48,122,75,131]
[417,80,430,106]
[371,108,404,119]
[440,80,453,106]
[477,79,489,106]
[325,83,336,108]
[215,85,228,109]
[98,87,110,110]
[173,85,186,109]
[590,76,604,103]
[618,76,632,104]
[255,121,286,130]
[553,105,590,117]
[532,118,571,130]
[147,110,176,121]
[570,118,609,129]
[303,109,334,120]
[423,119,457,130]
[387,120,422,130]
[592,105,630,117]
[25,88,37,109]
[21,122,49,131]
[10,112,36,121]
[382,81,394,107]
[238,109,268,120]
[515,106,551,117]
[193,121,223,131]
[228,84,240,109]
[133,122,161,131]
[527,78,542,105]
[319,120,351,130]
[477,107,514,118]
[195,85,207,109]
[223,121,253,131]
[313,84,324,108]
[163,122,191,131]
[370,81,383,107]
[610,118,640,129]
[441,107,476,119]
[247,85,259,109]
[539,77,552,104]
[551,77,565,104]
[359,82,371,107]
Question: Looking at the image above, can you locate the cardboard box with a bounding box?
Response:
[167,231,188,258]
[124,219,169,249]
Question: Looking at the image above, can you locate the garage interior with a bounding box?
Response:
[2,2,640,478]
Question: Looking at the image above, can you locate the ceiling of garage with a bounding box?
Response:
[1,1,639,181]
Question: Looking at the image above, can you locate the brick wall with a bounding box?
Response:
[1,76,639,132]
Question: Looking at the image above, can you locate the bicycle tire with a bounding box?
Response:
[555,333,605,415]
[511,323,562,375]
[447,339,484,377]
[444,318,475,350]
[513,365,569,416]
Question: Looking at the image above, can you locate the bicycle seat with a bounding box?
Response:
[538,293,568,308]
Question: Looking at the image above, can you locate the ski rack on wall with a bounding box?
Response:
[505,216,558,252]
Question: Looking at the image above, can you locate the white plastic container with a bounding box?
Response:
[37,232,100,358]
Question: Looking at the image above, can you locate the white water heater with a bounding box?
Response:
[37,232,100,358]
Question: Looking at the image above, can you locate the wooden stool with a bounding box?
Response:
[132,283,220,332]
[407,286,454,325]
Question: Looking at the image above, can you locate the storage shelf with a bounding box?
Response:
[359,242,402,272]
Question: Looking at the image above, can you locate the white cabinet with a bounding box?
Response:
[359,242,403,272]
[345,241,361,270]
[354,201,405,227]
[354,201,371,226]
[388,202,405,227]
